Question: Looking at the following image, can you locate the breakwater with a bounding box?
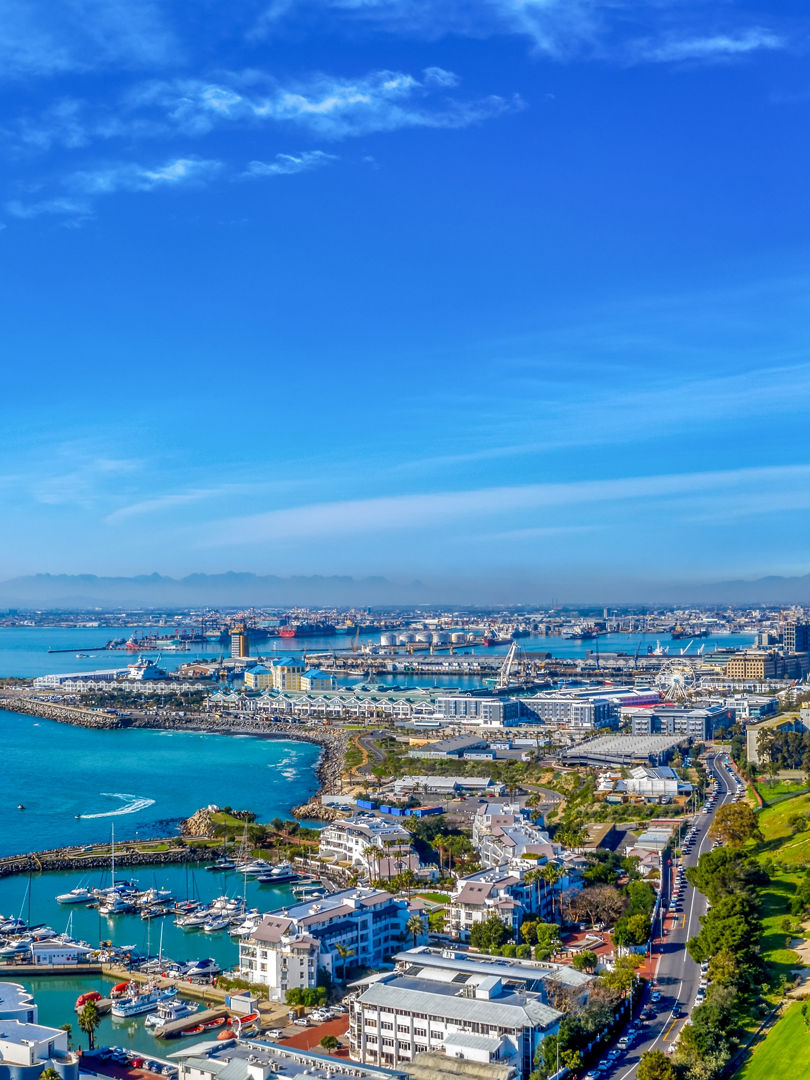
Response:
[0,838,213,879]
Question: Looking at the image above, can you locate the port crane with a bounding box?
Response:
[496,641,520,690]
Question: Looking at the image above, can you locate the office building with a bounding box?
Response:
[349,955,563,1077]
[230,626,249,659]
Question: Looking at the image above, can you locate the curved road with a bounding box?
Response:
[599,751,737,1079]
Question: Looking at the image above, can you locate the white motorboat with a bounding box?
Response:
[202,914,230,932]
[111,984,177,1018]
[145,998,199,1029]
[56,887,95,904]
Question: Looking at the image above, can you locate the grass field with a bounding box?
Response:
[737,1003,810,1080]
[754,779,810,804]
[756,791,810,866]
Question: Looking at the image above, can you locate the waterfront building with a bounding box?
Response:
[300,668,337,691]
[238,888,419,1001]
[33,668,125,688]
[230,627,250,659]
[268,656,306,691]
[0,1012,78,1080]
[783,620,810,654]
[172,1036,406,1080]
[625,705,732,741]
[0,985,37,1024]
[349,954,563,1077]
[318,815,422,880]
[244,664,273,690]
[435,697,521,727]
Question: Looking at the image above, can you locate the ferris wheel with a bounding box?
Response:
[656,658,699,702]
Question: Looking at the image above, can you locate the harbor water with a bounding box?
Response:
[0,710,320,855]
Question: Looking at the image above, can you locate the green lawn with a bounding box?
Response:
[754,779,810,804]
[737,1003,810,1080]
[756,791,810,866]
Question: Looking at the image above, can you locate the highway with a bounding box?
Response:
[597,751,739,1080]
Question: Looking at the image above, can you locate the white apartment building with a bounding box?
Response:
[0,1017,78,1080]
[318,815,421,880]
[238,888,419,1001]
[350,962,562,1078]
[472,803,555,868]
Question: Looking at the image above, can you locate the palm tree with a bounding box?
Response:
[59,1024,73,1049]
[40,1068,60,1080]
[334,942,356,982]
[363,845,379,882]
[406,913,426,948]
[539,863,564,922]
[78,1001,100,1050]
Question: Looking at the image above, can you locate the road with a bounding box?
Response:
[602,751,738,1080]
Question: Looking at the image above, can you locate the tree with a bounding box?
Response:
[600,953,641,995]
[334,943,356,981]
[320,1035,339,1052]
[637,1050,676,1080]
[59,1024,72,1049]
[40,1069,60,1080]
[571,949,598,973]
[533,922,561,960]
[709,803,762,848]
[613,912,651,948]
[406,913,426,948]
[78,1001,99,1050]
[572,884,625,927]
[470,912,510,953]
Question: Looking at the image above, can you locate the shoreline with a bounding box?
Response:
[0,695,348,856]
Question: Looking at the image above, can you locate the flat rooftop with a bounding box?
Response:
[170,1037,405,1080]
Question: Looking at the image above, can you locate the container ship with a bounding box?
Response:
[279,621,337,638]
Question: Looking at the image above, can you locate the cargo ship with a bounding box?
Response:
[279,621,337,638]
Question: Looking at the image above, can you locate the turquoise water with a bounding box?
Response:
[0,711,320,855]
[1,862,299,1054]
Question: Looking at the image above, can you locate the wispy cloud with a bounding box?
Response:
[635,28,784,64]
[0,0,177,80]
[68,156,221,195]
[199,464,810,546]
[128,67,521,141]
[251,0,790,65]
[6,156,222,222]
[5,196,92,221]
[243,150,337,178]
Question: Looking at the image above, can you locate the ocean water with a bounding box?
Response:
[0,711,320,855]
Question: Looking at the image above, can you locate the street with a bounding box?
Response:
[602,751,737,1079]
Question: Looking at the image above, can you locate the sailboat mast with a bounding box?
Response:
[111,824,115,889]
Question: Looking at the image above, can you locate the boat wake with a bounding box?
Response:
[79,793,156,819]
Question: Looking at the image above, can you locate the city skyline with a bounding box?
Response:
[3,1,809,590]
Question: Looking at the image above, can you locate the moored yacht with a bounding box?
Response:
[56,886,95,904]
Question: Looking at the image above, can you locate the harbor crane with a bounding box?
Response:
[496,641,520,690]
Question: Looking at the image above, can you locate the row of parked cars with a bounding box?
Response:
[581,1010,654,1078]
[86,1046,177,1077]
[288,1003,348,1027]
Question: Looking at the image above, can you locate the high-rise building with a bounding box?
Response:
[230,625,249,658]
[784,620,810,654]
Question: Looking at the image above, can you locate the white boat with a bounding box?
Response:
[185,957,221,977]
[111,984,177,1018]
[202,914,230,932]
[144,998,198,1029]
[98,895,134,916]
[176,908,210,928]
[56,887,95,905]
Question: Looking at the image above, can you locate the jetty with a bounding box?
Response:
[155,1006,229,1039]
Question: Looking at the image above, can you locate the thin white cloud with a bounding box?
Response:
[128,68,521,141]
[243,150,337,178]
[5,196,92,221]
[7,157,222,222]
[251,0,790,65]
[199,464,810,547]
[68,156,221,195]
[636,27,784,63]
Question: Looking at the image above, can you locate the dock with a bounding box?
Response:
[0,962,103,977]
[155,1006,229,1039]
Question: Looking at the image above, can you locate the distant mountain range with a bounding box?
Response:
[1,570,810,609]
[0,572,427,609]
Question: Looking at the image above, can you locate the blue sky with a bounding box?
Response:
[2,0,809,599]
